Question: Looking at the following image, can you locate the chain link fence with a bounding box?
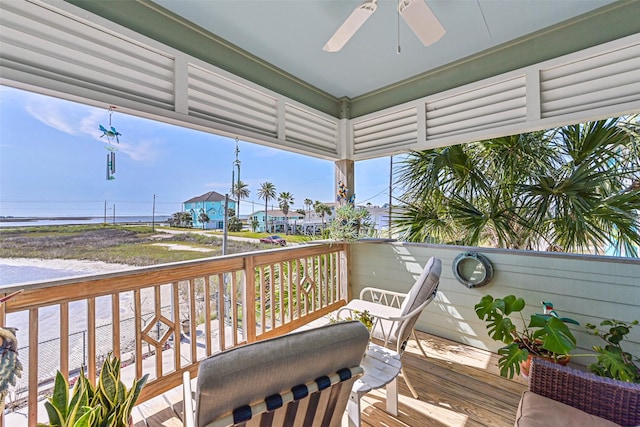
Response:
[8,306,171,409]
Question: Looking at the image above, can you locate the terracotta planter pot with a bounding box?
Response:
[521,354,571,378]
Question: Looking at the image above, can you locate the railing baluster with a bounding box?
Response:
[286,260,292,322]
[60,302,69,378]
[134,289,143,380]
[154,285,162,379]
[329,253,335,304]
[172,282,181,370]
[269,264,275,330]
[294,259,302,319]
[87,298,96,385]
[216,273,225,351]
[260,266,266,336]
[245,256,257,343]
[231,271,239,346]
[28,308,38,427]
[188,279,196,363]
[278,262,284,326]
[111,295,120,360]
[204,275,211,356]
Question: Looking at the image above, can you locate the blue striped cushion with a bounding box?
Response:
[227,366,360,424]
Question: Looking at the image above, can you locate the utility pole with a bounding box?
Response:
[231,137,241,220]
[104,200,107,224]
[388,156,393,238]
[223,194,229,255]
[152,194,157,231]
[112,204,116,224]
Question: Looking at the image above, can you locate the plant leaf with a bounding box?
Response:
[497,343,529,379]
[538,316,577,355]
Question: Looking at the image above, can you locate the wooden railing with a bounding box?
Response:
[0,243,348,427]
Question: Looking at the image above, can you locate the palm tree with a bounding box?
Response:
[197,209,210,230]
[278,191,294,234]
[304,198,313,217]
[257,182,276,233]
[231,180,250,220]
[314,201,332,233]
[394,117,640,256]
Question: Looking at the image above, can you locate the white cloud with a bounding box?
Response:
[25,100,81,136]
[120,139,160,163]
[21,92,162,163]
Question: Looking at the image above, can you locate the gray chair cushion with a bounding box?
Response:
[194,321,369,427]
[393,257,441,340]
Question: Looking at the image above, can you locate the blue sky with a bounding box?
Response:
[0,86,393,217]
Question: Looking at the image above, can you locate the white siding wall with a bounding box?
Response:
[350,241,640,367]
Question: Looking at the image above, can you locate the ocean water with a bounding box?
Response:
[0,215,171,228]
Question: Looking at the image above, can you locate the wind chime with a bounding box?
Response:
[98,106,121,180]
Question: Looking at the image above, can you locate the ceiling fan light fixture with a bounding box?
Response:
[323,0,377,52]
[398,0,445,46]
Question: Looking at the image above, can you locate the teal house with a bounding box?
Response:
[251,209,305,233]
[183,191,236,230]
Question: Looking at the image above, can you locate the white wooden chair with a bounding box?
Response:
[336,256,441,398]
[182,321,369,427]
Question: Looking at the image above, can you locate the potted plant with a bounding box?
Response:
[327,204,371,242]
[329,309,374,331]
[181,317,191,335]
[585,318,639,383]
[40,352,148,427]
[0,290,24,412]
[475,294,579,379]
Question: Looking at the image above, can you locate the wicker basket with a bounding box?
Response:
[529,357,640,426]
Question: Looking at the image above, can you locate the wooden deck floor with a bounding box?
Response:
[132,332,527,427]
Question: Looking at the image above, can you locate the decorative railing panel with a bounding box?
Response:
[0,243,347,427]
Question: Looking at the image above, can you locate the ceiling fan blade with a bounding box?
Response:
[323,0,377,53]
[398,0,445,46]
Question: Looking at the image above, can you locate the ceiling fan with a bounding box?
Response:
[323,0,445,52]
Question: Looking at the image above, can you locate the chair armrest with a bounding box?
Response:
[340,296,432,324]
[359,287,407,308]
[183,371,196,427]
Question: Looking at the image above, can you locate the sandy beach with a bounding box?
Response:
[0,257,136,274]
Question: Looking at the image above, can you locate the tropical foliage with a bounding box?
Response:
[394,117,640,256]
[327,204,371,241]
[169,211,193,228]
[278,191,294,234]
[257,182,276,233]
[586,319,640,383]
[304,198,313,217]
[314,201,332,233]
[197,209,209,229]
[228,216,243,232]
[231,180,250,219]
[475,295,578,379]
[42,353,147,427]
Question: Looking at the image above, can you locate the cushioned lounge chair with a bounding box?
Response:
[182,321,369,427]
[336,256,441,398]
